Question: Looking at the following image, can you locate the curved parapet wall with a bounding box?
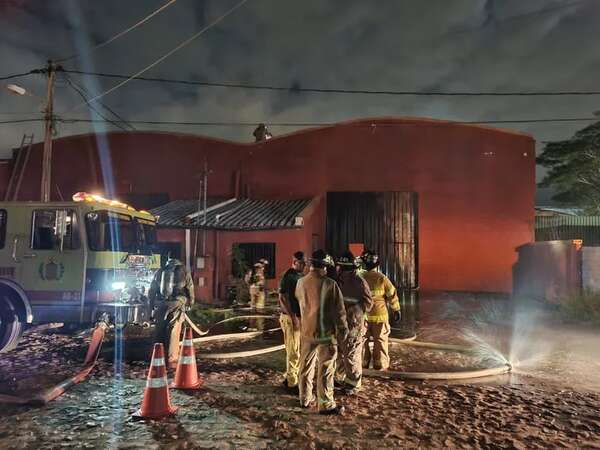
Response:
[3,117,535,293]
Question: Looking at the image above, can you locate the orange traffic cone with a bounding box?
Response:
[171,327,203,390]
[134,343,178,419]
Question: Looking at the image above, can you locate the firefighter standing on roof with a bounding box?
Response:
[360,250,400,371]
[149,258,195,368]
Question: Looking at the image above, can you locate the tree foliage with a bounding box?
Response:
[537,121,600,214]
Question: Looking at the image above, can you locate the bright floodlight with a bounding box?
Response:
[6,84,27,96]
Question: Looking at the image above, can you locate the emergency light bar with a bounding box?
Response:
[72,192,138,212]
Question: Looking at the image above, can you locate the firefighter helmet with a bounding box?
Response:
[310,249,334,268]
[360,250,379,270]
[337,251,357,269]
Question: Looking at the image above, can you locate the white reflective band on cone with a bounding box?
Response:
[146,377,168,388]
[151,357,165,367]
[179,356,195,364]
[182,339,193,346]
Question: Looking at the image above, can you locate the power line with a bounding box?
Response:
[0,71,36,81]
[62,68,600,97]
[63,75,132,132]
[0,119,44,125]
[55,116,600,127]
[57,0,179,63]
[71,0,250,110]
[3,116,598,128]
[63,74,136,130]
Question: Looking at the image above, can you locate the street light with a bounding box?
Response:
[5,84,27,96]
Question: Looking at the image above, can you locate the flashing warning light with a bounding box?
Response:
[72,191,150,215]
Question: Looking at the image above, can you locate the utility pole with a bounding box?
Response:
[40,61,59,202]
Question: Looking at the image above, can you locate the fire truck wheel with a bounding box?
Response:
[0,295,23,353]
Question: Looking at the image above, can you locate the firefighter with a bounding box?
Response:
[335,251,373,394]
[149,258,195,368]
[278,251,306,393]
[295,250,348,415]
[249,260,267,309]
[360,250,401,371]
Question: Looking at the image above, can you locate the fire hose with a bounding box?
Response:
[183,313,278,337]
[184,316,511,379]
[0,311,511,407]
[0,318,108,405]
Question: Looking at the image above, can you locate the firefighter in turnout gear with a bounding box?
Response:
[248,260,267,309]
[335,252,373,394]
[360,250,400,371]
[149,258,195,368]
[295,250,348,415]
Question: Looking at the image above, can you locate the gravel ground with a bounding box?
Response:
[1,317,600,449]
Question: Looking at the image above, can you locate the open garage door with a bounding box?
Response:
[326,192,417,289]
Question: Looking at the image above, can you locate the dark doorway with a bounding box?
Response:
[232,242,276,279]
[326,192,418,289]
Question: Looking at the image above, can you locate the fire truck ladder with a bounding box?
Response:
[4,133,34,201]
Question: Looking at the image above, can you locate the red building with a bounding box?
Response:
[1,117,535,298]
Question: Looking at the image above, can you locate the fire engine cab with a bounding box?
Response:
[0,192,160,353]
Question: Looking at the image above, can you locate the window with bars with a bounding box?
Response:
[232,243,276,279]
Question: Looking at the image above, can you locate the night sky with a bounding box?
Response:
[1,0,599,204]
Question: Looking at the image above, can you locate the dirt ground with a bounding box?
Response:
[1,306,600,449]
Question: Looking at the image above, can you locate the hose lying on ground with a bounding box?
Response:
[0,321,107,405]
[363,364,512,381]
[190,320,511,379]
[184,313,277,337]
[193,327,281,344]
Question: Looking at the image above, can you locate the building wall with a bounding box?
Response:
[157,227,312,302]
[2,118,535,293]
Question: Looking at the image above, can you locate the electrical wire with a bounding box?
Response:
[62,69,600,97]
[71,0,250,110]
[63,76,131,132]
[3,116,598,128]
[56,0,179,63]
[63,74,135,130]
[0,119,44,125]
[0,71,36,81]
[55,116,600,127]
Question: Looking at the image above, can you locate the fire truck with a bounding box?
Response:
[0,192,160,353]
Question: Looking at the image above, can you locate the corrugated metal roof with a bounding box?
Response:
[151,197,312,231]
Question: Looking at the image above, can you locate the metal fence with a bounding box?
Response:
[536,216,600,246]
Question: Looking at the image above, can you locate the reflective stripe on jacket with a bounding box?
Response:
[361,270,399,323]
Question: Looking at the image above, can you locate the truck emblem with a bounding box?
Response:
[39,258,65,281]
